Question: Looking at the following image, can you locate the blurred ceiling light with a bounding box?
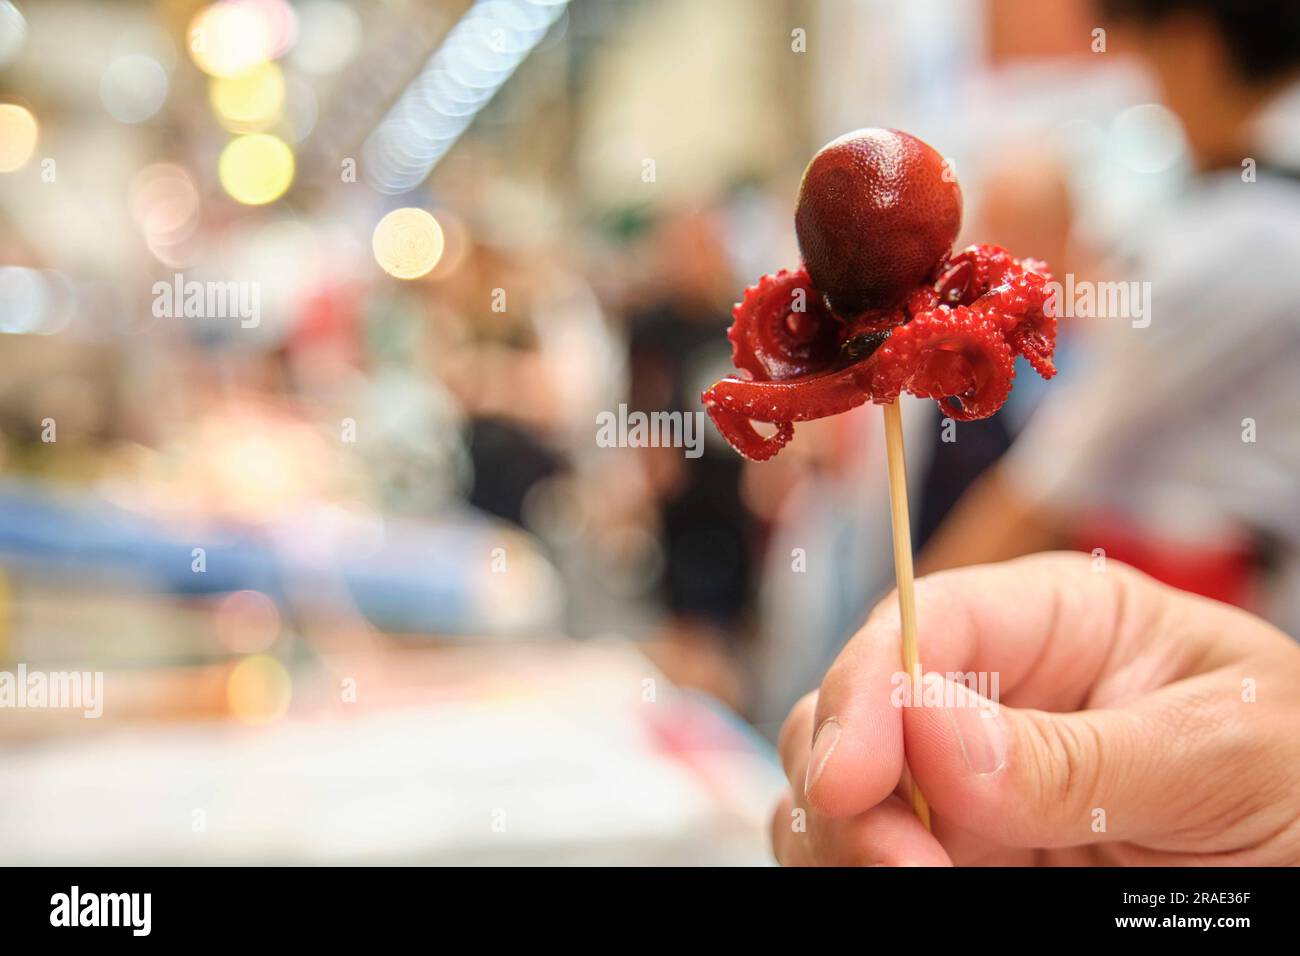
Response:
[189,1,274,77]
[362,0,569,195]
[372,207,445,279]
[0,1,26,69]
[209,61,286,132]
[219,132,295,204]
[99,54,169,124]
[1112,103,1187,175]
[226,653,292,725]
[290,0,360,75]
[129,163,202,251]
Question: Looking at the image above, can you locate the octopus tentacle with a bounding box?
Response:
[703,406,794,462]
[972,271,1058,379]
[871,307,1017,421]
[937,243,1051,303]
[726,268,843,381]
[935,254,976,306]
[701,358,879,424]
[936,244,1009,305]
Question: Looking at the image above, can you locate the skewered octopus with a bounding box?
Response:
[701,128,1058,461]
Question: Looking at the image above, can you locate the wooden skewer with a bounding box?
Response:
[881,399,932,831]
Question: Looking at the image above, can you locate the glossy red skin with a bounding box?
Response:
[795,129,962,316]
[725,269,841,381]
[701,244,1056,461]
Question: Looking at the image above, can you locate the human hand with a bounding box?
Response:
[771,552,1300,865]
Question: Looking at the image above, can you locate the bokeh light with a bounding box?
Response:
[0,266,47,334]
[214,590,282,654]
[186,411,334,521]
[189,1,274,78]
[0,1,26,69]
[218,133,295,205]
[209,61,286,132]
[1112,103,1187,175]
[226,654,292,725]
[427,207,470,279]
[99,54,169,124]
[0,102,37,172]
[362,0,568,194]
[372,207,445,280]
[129,163,202,252]
[291,0,360,75]
[0,267,74,336]
[248,0,299,59]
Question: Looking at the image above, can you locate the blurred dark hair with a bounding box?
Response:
[1098,0,1300,82]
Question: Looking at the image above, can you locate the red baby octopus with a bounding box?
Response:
[701,128,1057,461]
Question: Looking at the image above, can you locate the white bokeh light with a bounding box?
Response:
[100,54,169,124]
[1112,103,1187,175]
[291,0,360,75]
[0,1,26,69]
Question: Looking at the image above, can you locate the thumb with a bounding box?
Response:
[904,677,1209,848]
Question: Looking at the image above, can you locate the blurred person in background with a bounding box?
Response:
[920,0,1300,637]
[623,207,760,704]
[437,239,569,528]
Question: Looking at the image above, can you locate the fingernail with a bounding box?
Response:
[805,718,841,794]
[948,703,1006,775]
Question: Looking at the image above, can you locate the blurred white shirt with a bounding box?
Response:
[1005,80,1300,636]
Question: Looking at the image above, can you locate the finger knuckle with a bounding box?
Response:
[1021,712,1106,842]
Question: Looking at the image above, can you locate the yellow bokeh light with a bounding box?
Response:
[226,654,292,725]
[0,103,38,173]
[189,2,272,78]
[372,208,445,280]
[210,61,285,132]
[218,133,294,205]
